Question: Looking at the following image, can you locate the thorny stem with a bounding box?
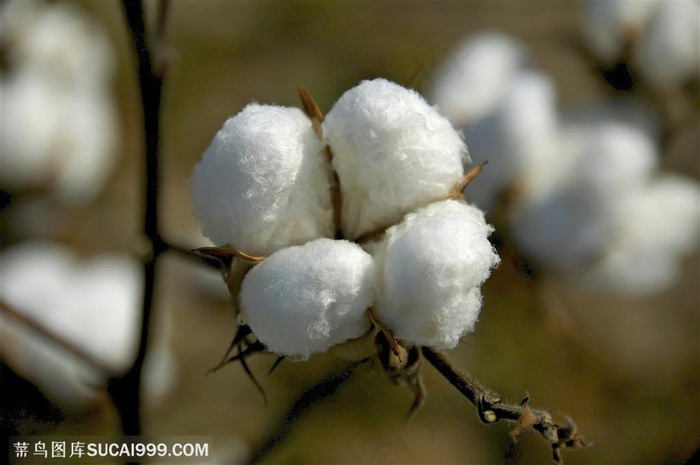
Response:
[108,0,169,439]
[421,347,587,464]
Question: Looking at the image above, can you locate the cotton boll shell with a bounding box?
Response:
[190,104,334,256]
[428,32,529,125]
[239,238,375,360]
[323,78,467,240]
[634,1,700,88]
[372,200,500,348]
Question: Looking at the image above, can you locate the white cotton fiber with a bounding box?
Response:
[634,0,700,87]
[581,0,658,62]
[0,242,147,408]
[190,104,334,256]
[428,32,528,125]
[464,70,559,211]
[323,78,467,240]
[577,174,700,294]
[372,200,500,348]
[239,238,375,359]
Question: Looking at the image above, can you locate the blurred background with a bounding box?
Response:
[1,1,698,464]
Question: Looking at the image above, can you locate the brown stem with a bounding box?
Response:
[0,299,115,375]
[109,0,169,439]
[421,347,587,464]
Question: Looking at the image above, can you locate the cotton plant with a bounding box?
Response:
[428,32,700,296]
[0,0,118,206]
[0,241,177,410]
[581,0,700,90]
[191,77,499,398]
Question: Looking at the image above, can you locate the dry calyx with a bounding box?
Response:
[190,78,500,411]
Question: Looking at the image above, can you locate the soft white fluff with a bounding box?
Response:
[428,32,528,125]
[239,239,375,360]
[372,200,499,348]
[0,242,175,408]
[634,0,700,87]
[0,0,118,205]
[582,0,659,62]
[323,78,467,240]
[190,104,334,255]
[463,71,559,211]
[578,174,700,294]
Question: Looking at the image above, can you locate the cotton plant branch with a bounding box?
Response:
[107,0,170,437]
[421,347,587,464]
[247,358,370,464]
[0,299,115,375]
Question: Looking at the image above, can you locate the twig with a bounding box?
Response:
[108,0,169,438]
[247,359,369,464]
[0,299,115,375]
[421,347,587,464]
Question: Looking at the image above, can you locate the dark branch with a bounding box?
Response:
[108,0,169,439]
[421,347,587,464]
[248,359,369,464]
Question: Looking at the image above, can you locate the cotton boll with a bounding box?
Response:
[577,175,699,294]
[0,242,176,408]
[464,71,560,211]
[191,104,334,256]
[323,78,467,240]
[372,200,499,348]
[634,0,700,88]
[510,186,611,272]
[581,0,659,62]
[573,122,658,196]
[428,32,528,125]
[239,239,375,359]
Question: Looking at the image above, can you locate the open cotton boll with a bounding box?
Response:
[464,71,559,211]
[0,242,149,408]
[581,0,659,62]
[634,0,700,88]
[323,78,467,240]
[428,32,528,125]
[572,122,657,196]
[577,176,699,294]
[372,200,499,348]
[191,104,333,256]
[239,239,375,360]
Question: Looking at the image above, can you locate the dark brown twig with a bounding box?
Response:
[108,0,169,439]
[0,299,115,375]
[421,347,587,464]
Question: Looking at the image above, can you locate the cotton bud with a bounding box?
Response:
[239,238,375,360]
[190,104,334,256]
[323,78,467,240]
[372,200,500,348]
[428,32,528,125]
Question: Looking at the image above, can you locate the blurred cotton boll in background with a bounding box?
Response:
[0,0,118,207]
[0,242,177,410]
[427,32,529,126]
[581,0,700,89]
